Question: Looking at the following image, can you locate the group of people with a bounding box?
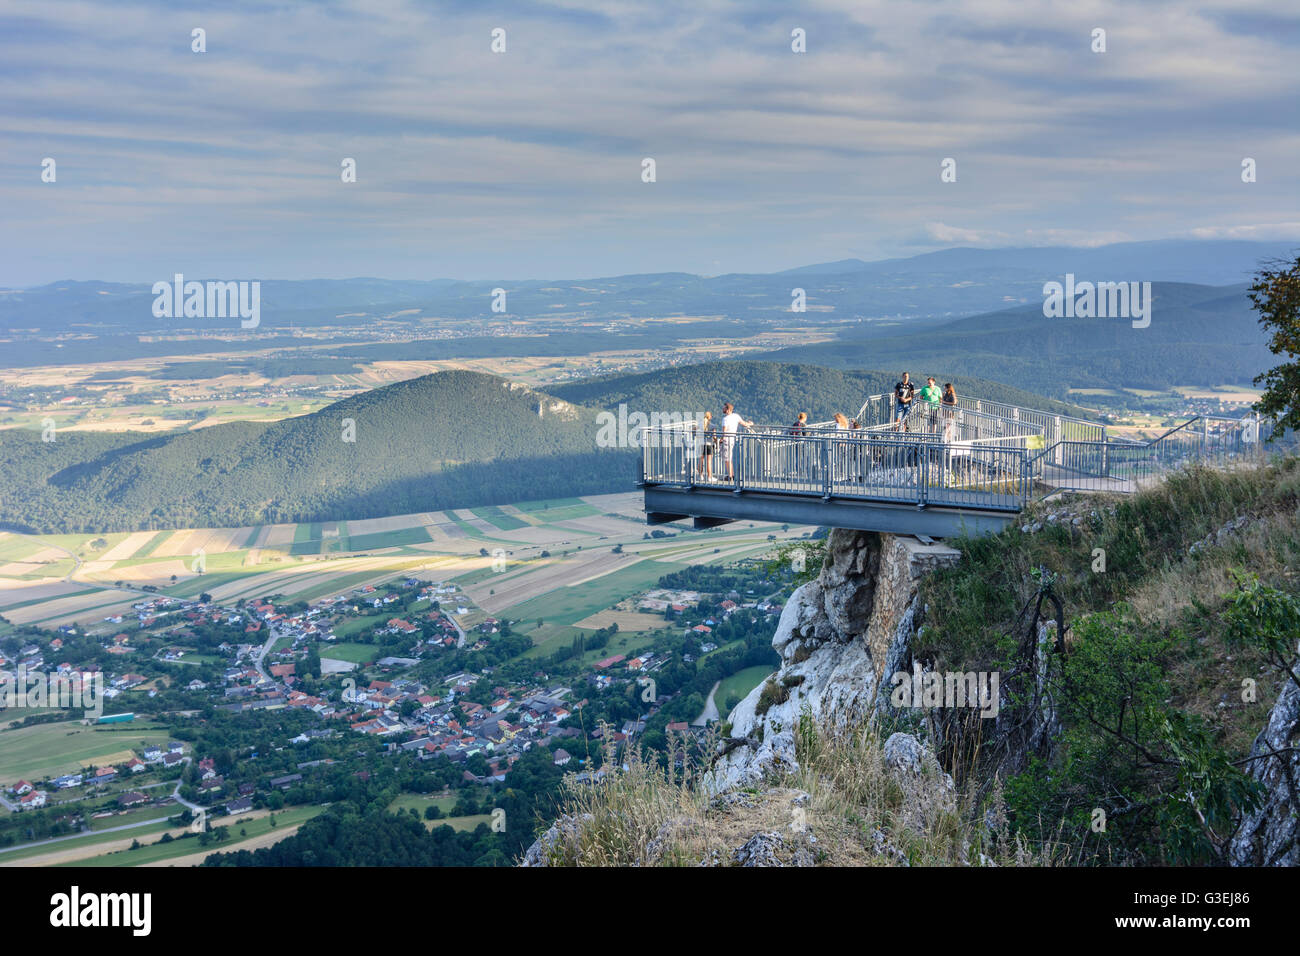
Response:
[695,402,753,481]
[892,372,958,435]
[691,372,960,482]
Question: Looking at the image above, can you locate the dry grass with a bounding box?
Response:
[1126,509,1300,622]
[529,716,1050,866]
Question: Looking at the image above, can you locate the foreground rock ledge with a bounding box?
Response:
[711,529,960,792]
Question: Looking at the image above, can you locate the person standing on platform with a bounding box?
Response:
[696,411,716,481]
[919,377,942,432]
[721,402,753,482]
[940,383,958,442]
[894,372,915,428]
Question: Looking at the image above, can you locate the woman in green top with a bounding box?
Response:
[919,377,942,431]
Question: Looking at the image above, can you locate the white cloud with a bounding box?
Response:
[925,223,1007,245]
[0,0,1296,282]
[1188,223,1300,240]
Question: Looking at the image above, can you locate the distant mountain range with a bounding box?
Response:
[2,239,1292,370]
[0,362,1073,534]
[777,240,1296,285]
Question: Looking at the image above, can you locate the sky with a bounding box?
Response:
[1,0,1298,286]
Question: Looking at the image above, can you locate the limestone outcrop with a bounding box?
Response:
[711,529,960,791]
[1229,672,1300,867]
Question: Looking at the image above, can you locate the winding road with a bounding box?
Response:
[692,681,722,726]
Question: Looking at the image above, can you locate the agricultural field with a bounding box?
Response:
[318,641,381,665]
[716,664,777,709]
[503,558,687,632]
[0,492,805,674]
[0,720,173,787]
[0,817,178,866]
[388,793,458,815]
[51,805,325,868]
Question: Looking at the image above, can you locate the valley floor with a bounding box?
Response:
[0,493,806,656]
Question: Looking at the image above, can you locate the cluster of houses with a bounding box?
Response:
[388,677,586,779]
[4,568,790,815]
[244,580,480,663]
[637,588,701,616]
[592,651,669,689]
[8,781,47,810]
[0,640,48,673]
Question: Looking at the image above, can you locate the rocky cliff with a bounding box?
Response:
[521,462,1300,865]
[1229,672,1300,867]
[711,529,960,792]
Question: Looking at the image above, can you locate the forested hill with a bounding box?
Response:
[0,363,1072,534]
[0,370,620,533]
[759,282,1273,398]
[549,361,1088,421]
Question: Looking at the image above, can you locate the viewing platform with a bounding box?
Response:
[639,393,1268,538]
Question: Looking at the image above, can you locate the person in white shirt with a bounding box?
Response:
[720,402,753,481]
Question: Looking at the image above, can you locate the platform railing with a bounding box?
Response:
[640,410,1277,516]
[641,423,1032,511]
[864,404,1045,445]
[1027,413,1270,496]
[955,396,1107,444]
[857,392,1107,444]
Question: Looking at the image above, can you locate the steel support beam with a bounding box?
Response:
[643,485,1016,538]
[646,511,690,525]
[692,515,735,529]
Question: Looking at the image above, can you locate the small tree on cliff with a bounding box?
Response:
[1250,255,1300,436]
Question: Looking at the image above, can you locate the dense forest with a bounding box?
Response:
[202,746,567,867]
[0,370,624,532]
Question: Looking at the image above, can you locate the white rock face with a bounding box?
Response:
[1229,672,1300,867]
[883,732,936,776]
[711,530,960,792]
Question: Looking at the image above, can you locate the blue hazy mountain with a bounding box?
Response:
[760,281,1273,396]
[777,240,1296,286]
[3,240,1292,354]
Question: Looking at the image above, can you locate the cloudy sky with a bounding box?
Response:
[1,0,1297,286]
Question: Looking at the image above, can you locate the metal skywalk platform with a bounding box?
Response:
[639,394,1269,538]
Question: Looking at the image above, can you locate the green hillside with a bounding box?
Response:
[0,363,1073,534]
[0,370,623,533]
[550,361,1087,422]
[761,282,1272,398]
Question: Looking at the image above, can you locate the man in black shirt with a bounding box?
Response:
[894,372,915,424]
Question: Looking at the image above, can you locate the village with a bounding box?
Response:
[0,560,789,847]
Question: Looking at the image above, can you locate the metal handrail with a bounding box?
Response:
[1025,413,1269,500]
[639,405,1275,515]
[641,424,1032,511]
